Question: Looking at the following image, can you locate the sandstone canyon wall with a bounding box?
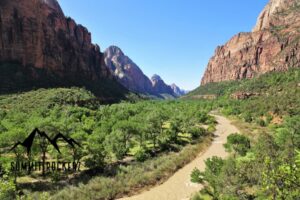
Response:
[201,0,300,85]
[0,0,126,99]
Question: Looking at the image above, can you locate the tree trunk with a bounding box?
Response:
[42,150,46,176]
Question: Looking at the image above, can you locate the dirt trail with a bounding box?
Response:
[118,115,239,200]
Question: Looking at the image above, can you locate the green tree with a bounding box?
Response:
[146,111,165,150]
[261,154,300,199]
[191,156,225,200]
[85,130,107,169]
[69,131,86,164]
[188,127,206,139]
[106,129,129,160]
[106,121,136,160]
[191,168,202,183]
[224,133,251,157]
[167,119,181,144]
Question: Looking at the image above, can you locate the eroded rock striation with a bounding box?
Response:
[104,46,154,94]
[201,0,300,85]
[0,0,126,99]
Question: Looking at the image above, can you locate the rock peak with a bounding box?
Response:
[42,0,58,6]
[104,46,155,95]
[41,0,63,13]
[201,0,300,85]
[170,84,187,97]
[253,0,299,32]
[151,74,162,82]
[106,46,125,56]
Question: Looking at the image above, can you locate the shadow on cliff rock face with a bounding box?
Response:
[0,62,128,103]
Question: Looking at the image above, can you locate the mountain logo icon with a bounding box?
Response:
[10,128,81,155]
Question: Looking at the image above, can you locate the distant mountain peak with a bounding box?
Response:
[106,45,125,56]
[170,84,188,97]
[170,83,179,89]
[104,46,179,98]
[151,74,163,82]
[171,83,178,87]
[104,46,155,95]
[150,74,175,96]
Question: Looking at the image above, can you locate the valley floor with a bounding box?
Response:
[119,114,239,200]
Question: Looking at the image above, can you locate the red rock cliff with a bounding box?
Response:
[0,0,126,98]
[201,0,300,85]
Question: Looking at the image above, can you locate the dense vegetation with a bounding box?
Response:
[0,88,215,199]
[187,68,300,121]
[189,68,300,199]
[1,68,299,200]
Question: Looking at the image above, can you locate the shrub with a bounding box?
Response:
[198,112,208,123]
[190,168,203,183]
[207,124,216,133]
[134,148,151,162]
[189,127,206,139]
[224,133,251,156]
[0,176,16,200]
[243,113,252,123]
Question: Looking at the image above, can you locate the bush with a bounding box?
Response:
[51,171,62,184]
[207,124,216,133]
[242,113,252,123]
[134,148,151,162]
[189,127,206,139]
[191,193,205,200]
[198,112,208,123]
[0,176,16,200]
[224,133,251,156]
[190,168,203,183]
[53,138,211,200]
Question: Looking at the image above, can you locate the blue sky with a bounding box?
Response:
[59,0,268,90]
